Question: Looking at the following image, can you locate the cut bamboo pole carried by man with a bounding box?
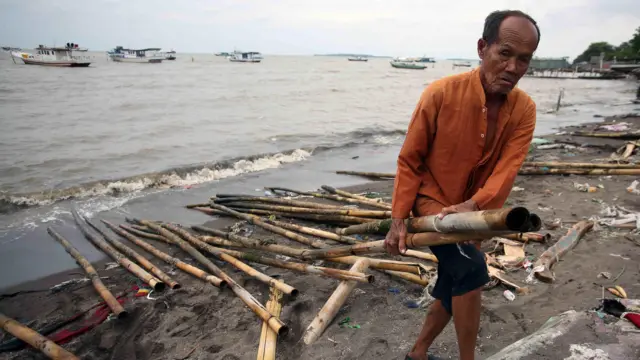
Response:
[72,211,165,292]
[130,219,288,335]
[0,312,79,360]
[161,223,298,297]
[84,216,180,289]
[103,220,227,288]
[46,227,127,318]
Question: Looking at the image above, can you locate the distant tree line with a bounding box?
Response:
[573,26,640,64]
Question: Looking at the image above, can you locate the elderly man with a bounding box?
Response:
[385,10,540,360]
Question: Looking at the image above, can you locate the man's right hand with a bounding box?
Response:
[384,218,408,255]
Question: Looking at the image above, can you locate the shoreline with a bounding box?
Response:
[1,113,640,359]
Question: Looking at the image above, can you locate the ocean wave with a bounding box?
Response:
[0,149,311,214]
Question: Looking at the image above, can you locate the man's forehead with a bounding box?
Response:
[498,16,538,42]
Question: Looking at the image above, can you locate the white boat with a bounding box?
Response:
[228,51,262,63]
[453,61,472,67]
[165,49,176,61]
[108,46,164,63]
[11,43,91,67]
[347,56,368,62]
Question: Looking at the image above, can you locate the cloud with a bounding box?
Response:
[0,0,637,58]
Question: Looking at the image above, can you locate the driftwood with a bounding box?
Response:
[533,220,594,283]
[523,161,640,169]
[46,227,126,318]
[320,185,392,209]
[86,218,180,289]
[256,287,284,360]
[519,168,640,175]
[503,232,550,243]
[335,170,396,179]
[0,312,79,360]
[72,211,165,291]
[162,223,298,297]
[131,219,288,335]
[103,221,227,288]
[222,201,391,218]
[303,259,371,344]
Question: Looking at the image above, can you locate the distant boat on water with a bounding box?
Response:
[347,56,368,62]
[108,46,164,63]
[390,60,427,70]
[229,51,262,63]
[165,49,176,60]
[2,46,21,52]
[453,61,472,67]
[11,43,91,67]
[215,52,231,57]
[414,56,436,63]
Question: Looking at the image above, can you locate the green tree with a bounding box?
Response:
[573,42,616,64]
[629,26,640,53]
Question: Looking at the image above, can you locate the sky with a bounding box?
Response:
[1,0,638,60]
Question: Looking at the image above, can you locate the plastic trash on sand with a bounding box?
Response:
[627,180,640,195]
[574,182,597,193]
[531,138,552,145]
[599,122,630,132]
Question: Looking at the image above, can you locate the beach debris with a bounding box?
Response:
[609,253,631,261]
[627,180,640,195]
[404,300,420,309]
[338,317,361,328]
[334,170,396,179]
[503,290,516,301]
[573,182,597,192]
[488,266,528,294]
[533,220,594,283]
[257,287,284,360]
[49,278,91,293]
[571,130,640,139]
[303,258,370,344]
[46,227,127,318]
[512,186,525,192]
[321,185,392,208]
[607,286,628,299]
[0,312,80,360]
[598,272,612,280]
[503,232,550,243]
[596,206,639,229]
[104,262,120,270]
[544,218,562,230]
[598,122,630,131]
[536,143,576,150]
[531,138,552,145]
[496,241,526,268]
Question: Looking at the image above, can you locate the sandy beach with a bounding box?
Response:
[1,112,640,359]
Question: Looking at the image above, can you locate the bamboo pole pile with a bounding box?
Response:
[256,288,284,360]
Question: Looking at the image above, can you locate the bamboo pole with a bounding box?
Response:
[72,211,165,292]
[383,270,430,286]
[320,185,392,208]
[132,219,288,335]
[119,224,166,241]
[519,168,640,175]
[523,161,640,169]
[102,221,226,288]
[212,196,342,210]
[46,227,126,318]
[227,207,377,224]
[223,202,391,218]
[0,312,79,360]
[571,131,640,139]
[256,288,284,360]
[196,236,373,283]
[162,223,298,297]
[533,221,594,283]
[192,225,424,276]
[185,202,211,209]
[335,170,396,179]
[85,218,180,289]
[503,232,550,243]
[191,207,230,217]
[267,187,392,210]
[303,259,370,344]
[262,218,359,244]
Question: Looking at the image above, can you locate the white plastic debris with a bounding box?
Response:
[599,122,630,132]
[627,180,640,195]
[573,182,597,193]
[512,186,525,192]
[503,290,516,301]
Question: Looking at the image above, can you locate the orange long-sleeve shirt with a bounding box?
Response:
[391,68,536,219]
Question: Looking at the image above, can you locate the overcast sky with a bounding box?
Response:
[1,0,638,59]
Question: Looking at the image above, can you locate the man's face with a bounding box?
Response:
[478,16,538,95]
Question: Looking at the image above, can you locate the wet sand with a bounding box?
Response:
[1,115,640,359]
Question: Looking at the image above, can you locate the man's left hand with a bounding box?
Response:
[437,199,481,248]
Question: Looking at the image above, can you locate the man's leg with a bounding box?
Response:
[407,300,451,359]
[451,287,483,360]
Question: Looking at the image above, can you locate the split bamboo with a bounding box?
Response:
[487,266,528,294]
[320,185,392,209]
[303,259,370,344]
[503,232,550,243]
[102,220,226,288]
[571,131,640,139]
[0,312,79,360]
[86,218,180,289]
[523,161,640,169]
[161,223,298,297]
[72,211,165,292]
[519,168,640,175]
[132,219,288,335]
[196,236,373,283]
[227,207,376,224]
[212,196,342,210]
[46,227,126,318]
[223,202,391,218]
[192,225,424,276]
[533,220,594,283]
[267,187,392,210]
[256,288,284,360]
[335,170,396,179]
[262,218,359,244]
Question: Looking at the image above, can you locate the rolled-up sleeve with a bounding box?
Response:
[391,87,441,218]
[471,101,536,209]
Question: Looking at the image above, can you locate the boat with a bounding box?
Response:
[10,43,91,67]
[215,52,231,57]
[2,46,21,52]
[415,56,436,63]
[228,51,262,63]
[348,56,368,62]
[453,61,472,67]
[165,49,176,60]
[108,46,164,63]
[390,60,427,70]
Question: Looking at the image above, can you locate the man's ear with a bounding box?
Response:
[477,38,487,59]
